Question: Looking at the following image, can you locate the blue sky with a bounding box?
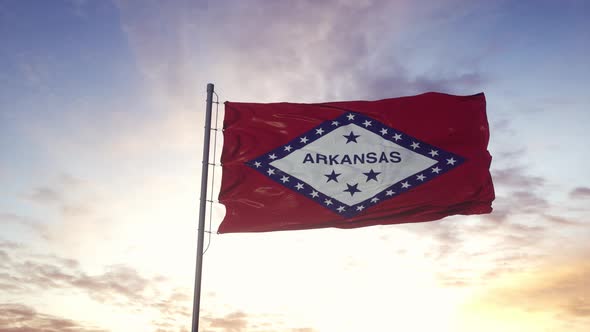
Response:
[1,1,589,331]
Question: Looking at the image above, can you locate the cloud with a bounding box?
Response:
[490,119,515,135]
[7,175,116,250]
[9,176,98,244]
[25,175,89,206]
[204,311,248,332]
[200,311,318,332]
[0,240,21,249]
[0,213,45,235]
[149,290,192,331]
[3,257,156,305]
[0,243,159,304]
[570,186,590,199]
[465,251,590,330]
[60,203,92,217]
[492,166,545,190]
[116,0,490,106]
[0,250,9,262]
[511,190,549,212]
[0,242,198,331]
[27,187,61,204]
[0,303,108,332]
[542,214,582,226]
[480,165,551,222]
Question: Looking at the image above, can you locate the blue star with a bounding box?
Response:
[344,183,361,196]
[363,169,381,182]
[343,131,360,144]
[324,170,341,183]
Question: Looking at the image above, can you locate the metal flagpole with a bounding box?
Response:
[191,83,214,332]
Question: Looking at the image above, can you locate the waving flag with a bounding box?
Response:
[218,92,494,233]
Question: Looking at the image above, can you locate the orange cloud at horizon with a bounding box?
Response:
[458,250,590,332]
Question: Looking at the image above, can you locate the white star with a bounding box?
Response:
[356,205,365,211]
[300,136,309,144]
[411,142,420,149]
[370,197,380,203]
[316,128,324,135]
[266,168,275,175]
[310,191,319,198]
[346,114,355,120]
[362,120,372,127]
[269,153,277,160]
[331,121,339,126]
[284,145,292,152]
[447,157,457,165]
[253,161,262,168]
[280,176,290,183]
[337,206,346,213]
[431,166,441,174]
[393,133,402,141]
[386,190,395,196]
[401,181,411,189]
[295,183,304,190]
[324,199,333,206]
[380,128,388,135]
[416,174,426,181]
[429,149,439,157]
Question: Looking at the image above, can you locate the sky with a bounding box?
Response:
[1,0,589,331]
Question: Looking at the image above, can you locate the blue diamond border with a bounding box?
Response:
[245,112,465,218]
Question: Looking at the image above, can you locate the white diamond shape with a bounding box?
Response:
[270,123,437,206]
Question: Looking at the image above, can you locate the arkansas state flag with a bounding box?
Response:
[218,92,494,233]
